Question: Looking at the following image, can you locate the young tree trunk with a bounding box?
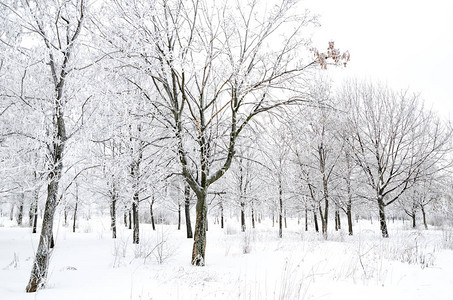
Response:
[31,189,39,234]
[63,206,68,226]
[184,185,192,236]
[322,177,329,235]
[335,209,341,231]
[178,202,181,230]
[272,213,275,227]
[304,207,308,231]
[72,201,78,233]
[191,190,208,266]
[279,186,283,238]
[313,210,319,232]
[132,192,139,244]
[319,206,326,235]
[411,213,416,228]
[240,202,246,232]
[29,205,34,227]
[149,202,156,231]
[128,210,132,230]
[346,204,353,236]
[26,177,60,292]
[251,205,255,229]
[377,195,389,238]
[284,209,287,229]
[16,193,24,226]
[421,205,428,229]
[219,198,224,229]
[124,211,128,228]
[29,190,38,228]
[110,193,117,239]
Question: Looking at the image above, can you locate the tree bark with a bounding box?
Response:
[72,201,78,233]
[29,191,37,227]
[346,204,353,236]
[128,210,132,230]
[377,195,389,238]
[335,209,341,231]
[251,205,255,229]
[110,192,117,239]
[184,184,193,237]
[284,209,287,229]
[183,183,192,239]
[132,192,139,244]
[178,202,181,230]
[63,206,68,226]
[313,210,319,232]
[421,205,428,229]
[304,207,308,231]
[16,193,24,226]
[191,190,207,266]
[240,202,246,232]
[411,213,416,228]
[26,178,60,292]
[279,182,283,238]
[319,205,326,235]
[219,198,224,229]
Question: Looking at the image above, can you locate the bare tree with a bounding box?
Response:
[0,0,88,292]
[106,0,346,265]
[342,81,452,238]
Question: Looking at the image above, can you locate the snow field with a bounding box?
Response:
[1,217,453,299]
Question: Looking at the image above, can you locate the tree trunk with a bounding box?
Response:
[29,189,38,228]
[284,209,287,229]
[184,184,192,237]
[219,198,224,229]
[26,179,60,292]
[110,193,117,239]
[132,193,139,244]
[16,193,24,226]
[29,205,33,227]
[421,205,428,229]
[32,193,38,234]
[63,206,68,226]
[150,202,156,231]
[128,210,132,230]
[123,211,128,228]
[240,202,246,232]
[304,207,308,231]
[335,209,341,231]
[251,205,255,229]
[279,186,283,238]
[72,201,78,233]
[377,195,389,238]
[313,210,319,232]
[192,190,207,266]
[319,206,326,235]
[346,204,353,236]
[322,176,329,235]
[411,213,416,228]
[178,202,181,230]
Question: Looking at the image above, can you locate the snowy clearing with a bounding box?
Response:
[1,217,452,300]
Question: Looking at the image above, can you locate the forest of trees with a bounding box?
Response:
[0,0,452,293]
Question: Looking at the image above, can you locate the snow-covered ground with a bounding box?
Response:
[1,217,453,299]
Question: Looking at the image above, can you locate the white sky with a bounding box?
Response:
[305,0,453,119]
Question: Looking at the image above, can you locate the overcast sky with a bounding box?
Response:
[305,0,453,118]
